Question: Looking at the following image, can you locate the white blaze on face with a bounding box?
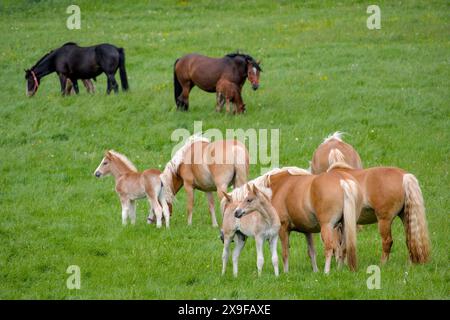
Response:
[94,156,106,175]
[252,67,257,76]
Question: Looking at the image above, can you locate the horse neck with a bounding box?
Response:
[256,198,280,227]
[33,53,56,78]
[171,174,183,195]
[110,159,134,179]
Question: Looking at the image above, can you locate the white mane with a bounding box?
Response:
[160,134,210,203]
[109,150,138,172]
[221,166,311,213]
[322,131,345,144]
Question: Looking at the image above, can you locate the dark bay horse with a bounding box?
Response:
[25,42,129,96]
[173,52,262,111]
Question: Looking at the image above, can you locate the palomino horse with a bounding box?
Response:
[25,42,128,96]
[94,150,170,228]
[173,52,261,111]
[311,132,363,174]
[160,135,249,227]
[328,162,431,264]
[216,78,246,114]
[220,167,362,273]
[221,183,280,277]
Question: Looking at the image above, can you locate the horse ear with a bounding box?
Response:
[223,192,232,203]
[246,183,252,194]
[256,59,262,65]
[105,150,112,159]
[251,184,260,196]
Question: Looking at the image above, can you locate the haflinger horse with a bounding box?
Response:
[160,135,249,227]
[221,167,363,274]
[25,42,128,96]
[328,162,431,265]
[94,150,170,228]
[216,78,246,114]
[310,131,363,174]
[173,52,261,111]
[221,182,280,277]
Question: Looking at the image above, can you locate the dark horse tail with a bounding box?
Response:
[173,58,182,108]
[118,48,129,91]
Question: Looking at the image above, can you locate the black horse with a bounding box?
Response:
[173,52,261,111]
[25,42,129,96]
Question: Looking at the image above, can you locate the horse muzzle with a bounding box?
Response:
[251,84,259,90]
[94,171,102,178]
[234,208,245,218]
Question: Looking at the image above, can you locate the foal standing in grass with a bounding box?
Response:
[216,78,246,114]
[221,184,280,277]
[94,150,170,228]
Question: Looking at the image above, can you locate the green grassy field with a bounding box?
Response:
[0,0,448,299]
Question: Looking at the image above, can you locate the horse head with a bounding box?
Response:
[244,57,262,91]
[24,69,40,97]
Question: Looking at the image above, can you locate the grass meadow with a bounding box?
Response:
[0,0,448,299]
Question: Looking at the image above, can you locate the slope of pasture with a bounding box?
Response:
[0,0,448,299]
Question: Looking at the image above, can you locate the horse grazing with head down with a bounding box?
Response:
[173,52,261,111]
[25,42,129,96]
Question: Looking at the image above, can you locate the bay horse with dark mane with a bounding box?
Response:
[173,52,261,111]
[25,42,129,96]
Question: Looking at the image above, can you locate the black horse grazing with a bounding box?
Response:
[25,42,129,96]
[173,52,262,111]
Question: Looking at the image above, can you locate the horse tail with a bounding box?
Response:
[340,179,359,271]
[118,48,129,91]
[403,174,430,263]
[328,148,346,167]
[173,58,182,106]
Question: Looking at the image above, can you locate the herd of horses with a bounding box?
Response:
[25,42,261,114]
[26,42,430,276]
[93,133,430,276]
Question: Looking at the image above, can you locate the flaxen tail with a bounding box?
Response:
[340,179,359,271]
[403,174,430,263]
[329,148,345,167]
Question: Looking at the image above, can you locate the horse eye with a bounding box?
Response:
[103,162,107,165]
[247,198,252,203]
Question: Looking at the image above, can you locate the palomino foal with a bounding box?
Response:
[221,184,280,277]
[94,150,170,228]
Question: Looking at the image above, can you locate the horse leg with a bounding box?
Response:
[148,196,163,228]
[269,235,279,277]
[216,93,224,112]
[159,192,170,228]
[255,235,265,276]
[181,85,191,111]
[279,226,290,273]
[184,182,195,225]
[206,192,218,227]
[59,74,68,95]
[320,223,335,274]
[232,234,246,277]
[226,98,231,114]
[305,233,319,272]
[70,79,80,94]
[129,200,136,225]
[378,217,394,264]
[222,235,232,276]
[120,196,130,225]
[106,74,119,94]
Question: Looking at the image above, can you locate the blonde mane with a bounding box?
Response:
[322,131,345,144]
[221,166,311,212]
[327,161,354,172]
[160,134,210,203]
[109,150,138,172]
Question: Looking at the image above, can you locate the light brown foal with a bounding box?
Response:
[94,150,170,228]
[328,162,431,264]
[216,79,245,114]
[160,135,249,227]
[311,132,362,174]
